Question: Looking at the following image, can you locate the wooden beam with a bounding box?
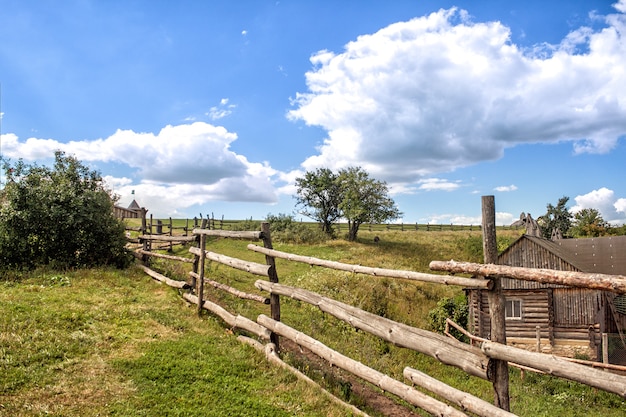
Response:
[248,244,492,289]
[255,280,490,379]
[138,234,196,242]
[189,246,271,277]
[429,260,626,294]
[481,341,626,398]
[183,293,271,340]
[136,264,190,289]
[135,249,194,263]
[403,367,517,417]
[188,271,269,304]
[482,195,510,411]
[192,228,263,240]
[257,315,469,417]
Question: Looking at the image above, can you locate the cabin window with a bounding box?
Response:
[505,299,522,320]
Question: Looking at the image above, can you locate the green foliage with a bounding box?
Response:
[294,168,342,237]
[571,208,610,237]
[0,151,132,270]
[427,294,469,341]
[266,213,329,244]
[295,167,401,242]
[538,196,573,239]
[337,167,402,241]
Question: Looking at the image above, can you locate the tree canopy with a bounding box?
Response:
[0,151,131,270]
[295,166,402,241]
[294,168,342,236]
[538,196,573,239]
[571,208,610,237]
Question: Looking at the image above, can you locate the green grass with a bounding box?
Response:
[3,227,625,416]
[0,268,358,417]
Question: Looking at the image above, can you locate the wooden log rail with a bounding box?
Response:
[137,264,190,289]
[188,271,269,304]
[238,337,370,417]
[192,228,263,240]
[403,367,517,417]
[255,280,490,380]
[430,260,626,294]
[480,341,626,398]
[248,244,492,290]
[189,246,271,277]
[257,315,470,417]
[136,249,195,263]
[183,293,271,340]
[138,234,197,242]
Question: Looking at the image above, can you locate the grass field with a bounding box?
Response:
[2,227,625,416]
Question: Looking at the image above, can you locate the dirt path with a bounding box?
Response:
[281,340,423,417]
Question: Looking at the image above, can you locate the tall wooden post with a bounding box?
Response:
[482,195,510,411]
[261,222,281,349]
[197,219,208,317]
[140,208,149,265]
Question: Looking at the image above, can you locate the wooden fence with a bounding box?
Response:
[129,200,626,417]
[127,211,527,236]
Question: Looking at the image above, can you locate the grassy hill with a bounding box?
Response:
[2,227,625,416]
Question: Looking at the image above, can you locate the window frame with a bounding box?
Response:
[505,299,522,320]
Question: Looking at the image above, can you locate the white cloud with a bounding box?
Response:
[494,185,518,192]
[418,178,460,191]
[207,98,236,120]
[571,187,626,223]
[289,6,626,185]
[3,122,283,216]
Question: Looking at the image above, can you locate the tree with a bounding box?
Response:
[538,196,573,239]
[571,208,610,237]
[0,151,131,270]
[294,168,342,236]
[337,167,402,241]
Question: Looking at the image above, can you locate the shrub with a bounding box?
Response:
[427,294,469,342]
[265,213,328,244]
[0,152,132,270]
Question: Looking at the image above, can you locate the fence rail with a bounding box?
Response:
[130,205,626,416]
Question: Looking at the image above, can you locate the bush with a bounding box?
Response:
[427,294,469,342]
[265,213,328,244]
[0,152,132,270]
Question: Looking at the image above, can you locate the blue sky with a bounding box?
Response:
[1,0,625,226]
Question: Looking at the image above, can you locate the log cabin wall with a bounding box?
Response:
[468,234,619,359]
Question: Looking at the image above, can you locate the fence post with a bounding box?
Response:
[482,195,510,411]
[261,222,281,350]
[140,208,149,265]
[197,219,208,317]
[168,217,173,252]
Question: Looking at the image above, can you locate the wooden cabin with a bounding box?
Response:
[468,234,626,360]
[113,199,145,219]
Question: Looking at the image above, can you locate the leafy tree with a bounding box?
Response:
[294,168,342,236]
[538,196,573,239]
[571,208,610,237]
[337,167,402,241]
[0,151,131,270]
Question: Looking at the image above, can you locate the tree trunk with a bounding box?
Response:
[347,221,360,241]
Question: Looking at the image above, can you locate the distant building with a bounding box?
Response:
[113,199,146,219]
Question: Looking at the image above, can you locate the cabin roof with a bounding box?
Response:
[127,199,142,211]
[499,234,626,276]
